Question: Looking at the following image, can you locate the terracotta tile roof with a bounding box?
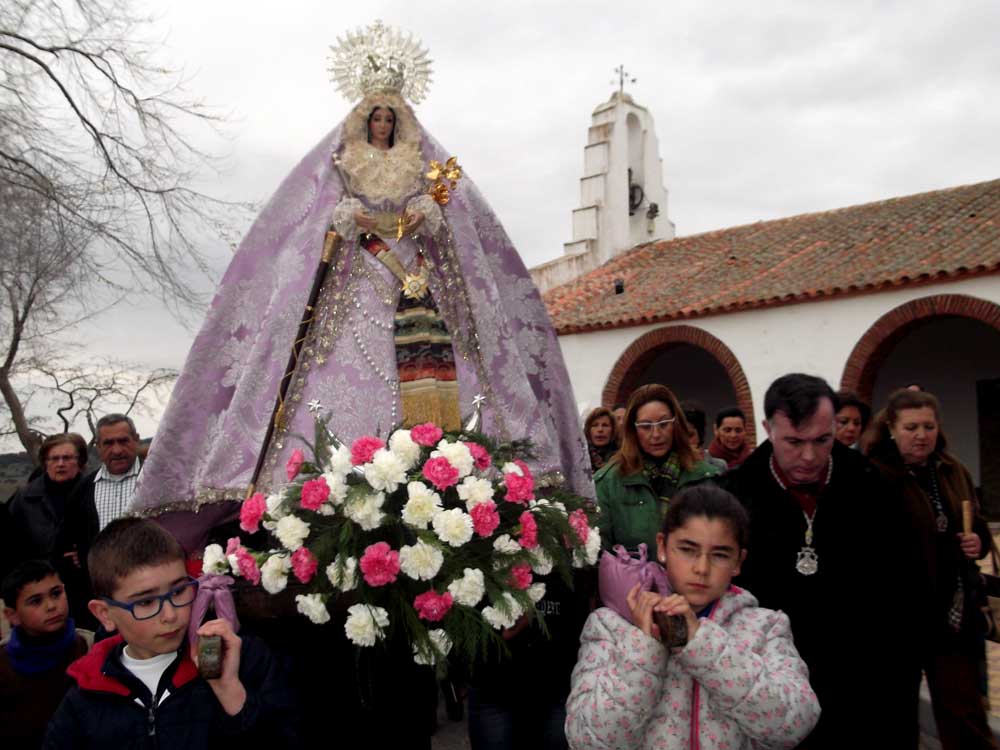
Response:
[543,178,1000,334]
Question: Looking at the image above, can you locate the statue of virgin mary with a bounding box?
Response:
[132,21,591,548]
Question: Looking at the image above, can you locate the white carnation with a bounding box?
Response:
[502,592,525,620]
[402,482,442,529]
[399,540,444,581]
[573,526,602,568]
[482,593,523,631]
[432,507,474,547]
[529,547,553,576]
[326,555,358,591]
[432,439,474,478]
[527,583,547,603]
[447,567,485,607]
[365,448,408,493]
[226,554,241,575]
[501,461,523,477]
[345,491,385,531]
[328,444,353,476]
[322,471,348,505]
[261,553,291,594]
[492,534,521,554]
[457,476,495,510]
[275,515,310,551]
[344,603,389,647]
[388,429,421,470]
[413,629,453,666]
[295,594,331,625]
[553,501,567,515]
[202,544,229,575]
[262,492,287,531]
[482,606,512,630]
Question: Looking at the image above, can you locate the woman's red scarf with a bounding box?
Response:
[708,436,751,468]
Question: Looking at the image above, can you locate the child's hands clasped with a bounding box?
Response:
[626,583,700,644]
[191,618,246,716]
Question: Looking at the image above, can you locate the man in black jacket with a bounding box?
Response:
[723,373,918,749]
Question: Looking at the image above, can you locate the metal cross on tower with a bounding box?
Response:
[612,64,636,95]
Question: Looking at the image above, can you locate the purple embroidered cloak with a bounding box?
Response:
[132,100,592,550]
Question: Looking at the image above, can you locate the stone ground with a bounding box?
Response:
[431,695,471,750]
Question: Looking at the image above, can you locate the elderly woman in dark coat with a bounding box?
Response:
[865,388,997,750]
[2,434,88,579]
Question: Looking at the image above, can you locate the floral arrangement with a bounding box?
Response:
[202,420,600,667]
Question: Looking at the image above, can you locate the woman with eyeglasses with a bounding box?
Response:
[594,384,721,554]
[2,434,88,580]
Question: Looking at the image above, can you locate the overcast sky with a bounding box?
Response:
[20,0,1000,446]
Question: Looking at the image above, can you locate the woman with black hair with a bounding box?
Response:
[833,390,870,449]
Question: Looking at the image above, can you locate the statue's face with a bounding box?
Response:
[368,107,395,146]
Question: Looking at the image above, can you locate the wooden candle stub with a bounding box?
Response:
[962,500,973,536]
[653,611,688,649]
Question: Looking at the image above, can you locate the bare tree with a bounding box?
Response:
[0,0,238,309]
[0,185,94,458]
[36,360,177,443]
[0,1,245,456]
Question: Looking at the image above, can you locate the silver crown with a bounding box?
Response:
[328,20,433,104]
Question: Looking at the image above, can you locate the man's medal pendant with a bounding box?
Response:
[796,519,818,575]
[796,546,819,576]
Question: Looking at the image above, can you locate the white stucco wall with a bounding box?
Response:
[558,276,1000,434]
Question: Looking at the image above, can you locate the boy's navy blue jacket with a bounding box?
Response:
[43,632,296,749]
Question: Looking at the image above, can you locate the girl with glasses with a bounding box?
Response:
[566,485,820,749]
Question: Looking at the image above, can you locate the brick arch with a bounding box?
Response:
[840,294,1000,402]
[602,324,756,444]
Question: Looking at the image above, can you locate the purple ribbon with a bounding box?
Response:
[188,574,240,645]
[612,543,671,594]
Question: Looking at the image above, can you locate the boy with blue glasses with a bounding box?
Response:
[45,518,295,748]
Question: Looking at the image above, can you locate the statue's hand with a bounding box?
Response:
[403,211,425,234]
[354,209,376,232]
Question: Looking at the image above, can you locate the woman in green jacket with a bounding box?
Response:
[595,383,721,553]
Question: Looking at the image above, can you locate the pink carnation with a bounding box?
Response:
[291,547,319,584]
[240,492,267,533]
[504,472,535,504]
[300,477,331,511]
[568,509,590,545]
[414,590,454,622]
[359,542,400,587]
[422,456,460,491]
[229,542,260,586]
[508,563,532,590]
[351,436,385,466]
[518,511,539,549]
[285,448,304,480]
[465,442,491,470]
[237,550,260,586]
[514,459,533,480]
[470,501,501,537]
[410,423,444,447]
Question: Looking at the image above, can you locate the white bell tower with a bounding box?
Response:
[531,72,675,293]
